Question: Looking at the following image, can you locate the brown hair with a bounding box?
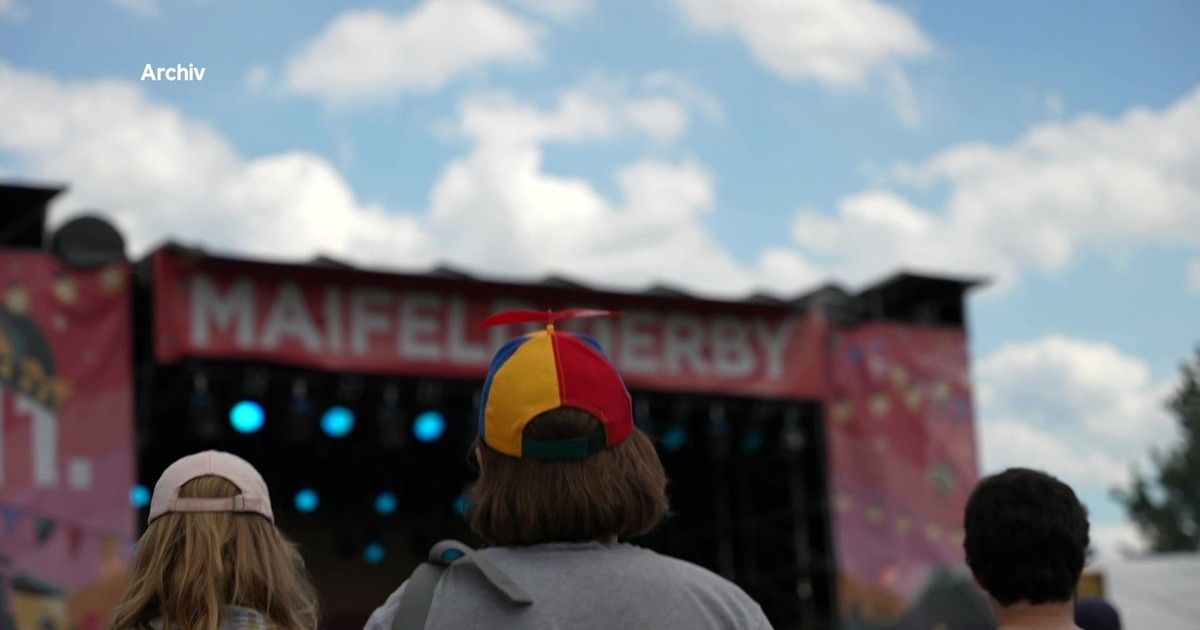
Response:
[110,476,320,630]
[468,407,669,546]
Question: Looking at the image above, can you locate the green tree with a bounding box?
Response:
[1116,347,1200,552]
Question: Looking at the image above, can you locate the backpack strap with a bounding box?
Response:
[391,540,533,630]
[391,562,445,630]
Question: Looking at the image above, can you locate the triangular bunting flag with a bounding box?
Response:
[34,516,56,547]
[99,534,119,563]
[67,525,85,558]
[99,534,125,577]
[1,506,21,535]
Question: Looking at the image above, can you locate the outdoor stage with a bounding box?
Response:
[135,245,983,628]
[0,184,988,629]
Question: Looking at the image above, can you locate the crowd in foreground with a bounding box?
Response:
[109,312,1122,630]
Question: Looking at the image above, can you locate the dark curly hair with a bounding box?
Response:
[963,468,1089,606]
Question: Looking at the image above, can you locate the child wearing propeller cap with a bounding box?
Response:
[366,309,771,630]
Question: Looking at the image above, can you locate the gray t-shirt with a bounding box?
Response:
[365,541,773,630]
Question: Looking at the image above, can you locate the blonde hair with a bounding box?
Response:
[110,475,320,630]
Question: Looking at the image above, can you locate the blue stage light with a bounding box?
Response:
[364,542,385,564]
[661,423,688,452]
[294,488,319,513]
[413,410,446,443]
[130,484,151,508]
[741,430,765,455]
[374,491,398,515]
[229,400,265,434]
[453,493,471,517]
[320,406,355,438]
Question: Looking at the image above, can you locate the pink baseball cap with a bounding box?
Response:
[148,450,274,524]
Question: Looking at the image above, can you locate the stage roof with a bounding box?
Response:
[141,242,985,325]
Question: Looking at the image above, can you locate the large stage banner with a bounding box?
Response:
[152,250,826,399]
[824,323,988,628]
[0,252,134,629]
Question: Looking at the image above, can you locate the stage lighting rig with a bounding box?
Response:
[781,406,805,454]
[707,402,731,460]
[189,372,221,442]
[282,379,316,444]
[376,383,405,450]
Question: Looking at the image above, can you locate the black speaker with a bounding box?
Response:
[51,215,127,268]
[0,183,62,249]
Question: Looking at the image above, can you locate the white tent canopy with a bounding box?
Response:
[1089,552,1200,629]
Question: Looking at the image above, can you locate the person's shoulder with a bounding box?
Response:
[619,546,771,627]
[614,546,717,577]
[617,546,758,598]
[364,581,409,630]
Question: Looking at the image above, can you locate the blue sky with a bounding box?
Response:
[2,0,1198,557]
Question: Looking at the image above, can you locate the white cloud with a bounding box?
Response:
[976,336,1179,559]
[884,65,920,129]
[430,147,758,292]
[245,64,271,94]
[757,247,825,294]
[102,0,219,16]
[0,0,28,22]
[457,89,620,146]
[792,190,972,280]
[105,0,158,16]
[503,0,591,21]
[1090,522,1146,560]
[641,72,724,123]
[977,336,1173,445]
[454,78,700,146]
[286,0,541,104]
[0,62,436,268]
[0,61,813,298]
[980,419,1133,489]
[429,84,806,294]
[672,0,932,87]
[622,98,691,143]
[785,85,1200,290]
[1045,91,1065,116]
